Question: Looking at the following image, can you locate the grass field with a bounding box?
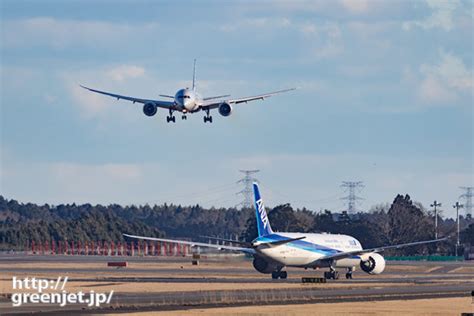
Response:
[0,255,473,315]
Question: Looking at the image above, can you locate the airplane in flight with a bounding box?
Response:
[124,183,445,280]
[80,60,295,123]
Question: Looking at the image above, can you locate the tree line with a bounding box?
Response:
[0,194,472,255]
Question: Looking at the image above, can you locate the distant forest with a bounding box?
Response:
[0,194,472,255]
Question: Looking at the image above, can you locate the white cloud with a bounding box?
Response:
[106,65,145,82]
[219,17,291,32]
[2,17,159,49]
[52,162,142,182]
[340,0,370,14]
[69,82,112,116]
[421,51,473,90]
[418,76,456,103]
[417,51,473,104]
[403,0,461,31]
[63,64,147,117]
[299,22,344,59]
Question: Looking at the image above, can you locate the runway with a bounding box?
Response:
[0,254,472,315]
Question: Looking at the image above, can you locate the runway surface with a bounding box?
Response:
[0,254,473,314]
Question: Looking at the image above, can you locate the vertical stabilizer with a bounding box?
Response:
[192,59,197,91]
[253,183,273,237]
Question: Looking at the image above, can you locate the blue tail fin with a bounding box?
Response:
[253,183,273,237]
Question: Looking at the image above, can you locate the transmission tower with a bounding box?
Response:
[340,181,364,214]
[459,186,473,217]
[236,170,260,209]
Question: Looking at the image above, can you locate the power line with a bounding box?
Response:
[459,186,473,217]
[236,170,260,209]
[340,181,364,214]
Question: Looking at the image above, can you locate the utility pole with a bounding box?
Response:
[459,186,473,218]
[430,200,441,239]
[453,202,464,258]
[236,170,260,209]
[340,181,364,214]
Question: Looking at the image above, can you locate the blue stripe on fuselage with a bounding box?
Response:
[254,234,359,258]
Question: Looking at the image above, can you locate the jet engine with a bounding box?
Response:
[143,103,157,116]
[218,102,232,117]
[252,256,277,274]
[359,253,385,275]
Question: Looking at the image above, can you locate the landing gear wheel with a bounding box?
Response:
[167,116,176,123]
[271,271,287,279]
[203,108,212,123]
[182,115,187,120]
[345,268,353,279]
[324,270,339,280]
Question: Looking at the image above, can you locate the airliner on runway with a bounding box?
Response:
[124,183,445,280]
[81,60,295,123]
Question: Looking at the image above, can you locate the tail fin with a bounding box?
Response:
[192,59,197,91]
[253,183,273,237]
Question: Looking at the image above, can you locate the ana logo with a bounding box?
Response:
[256,199,268,228]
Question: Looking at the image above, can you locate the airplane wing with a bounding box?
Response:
[123,233,256,254]
[80,85,178,110]
[203,94,231,101]
[314,237,447,262]
[199,236,252,247]
[201,88,296,110]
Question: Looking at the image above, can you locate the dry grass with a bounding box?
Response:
[116,297,473,316]
[0,278,415,295]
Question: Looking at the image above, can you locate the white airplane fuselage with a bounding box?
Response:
[253,232,363,268]
[174,88,202,113]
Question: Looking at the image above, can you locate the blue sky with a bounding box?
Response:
[1,0,472,218]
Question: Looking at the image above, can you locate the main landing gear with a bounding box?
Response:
[324,267,339,280]
[166,109,176,123]
[203,109,213,123]
[271,270,287,279]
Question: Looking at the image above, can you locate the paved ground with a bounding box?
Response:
[0,254,473,315]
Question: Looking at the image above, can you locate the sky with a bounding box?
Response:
[1,0,472,219]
